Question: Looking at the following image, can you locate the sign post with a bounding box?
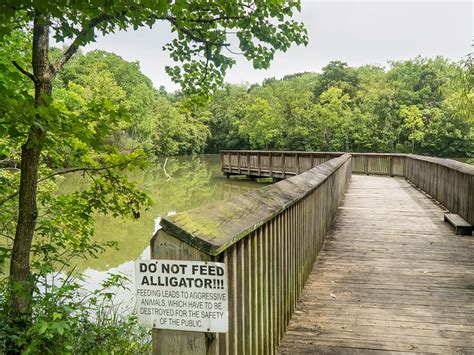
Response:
[148,229,226,355]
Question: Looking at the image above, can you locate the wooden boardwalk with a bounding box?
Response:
[278,175,474,354]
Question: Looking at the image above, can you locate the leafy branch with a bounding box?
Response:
[12,60,37,82]
[36,160,139,183]
[0,159,142,205]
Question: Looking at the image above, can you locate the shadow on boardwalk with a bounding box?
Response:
[279,175,473,354]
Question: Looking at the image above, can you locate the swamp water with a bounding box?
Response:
[60,154,266,309]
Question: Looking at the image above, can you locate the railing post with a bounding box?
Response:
[257,152,261,176]
[269,152,273,178]
[389,157,393,177]
[364,156,369,175]
[404,156,408,178]
[221,151,224,173]
[282,153,286,179]
[311,153,315,168]
[237,152,241,175]
[247,152,251,175]
[296,153,300,175]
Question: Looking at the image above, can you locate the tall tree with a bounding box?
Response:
[0,0,307,330]
[314,61,359,99]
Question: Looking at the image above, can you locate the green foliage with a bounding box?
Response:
[0,0,307,97]
[160,0,309,96]
[205,57,473,157]
[52,50,213,156]
[57,50,154,96]
[206,85,251,152]
[314,60,359,98]
[1,1,308,352]
[0,272,151,354]
[0,33,150,355]
[399,105,424,152]
[238,97,281,149]
[150,98,211,155]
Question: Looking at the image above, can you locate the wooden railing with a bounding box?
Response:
[406,155,474,225]
[350,153,406,176]
[221,150,473,224]
[151,154,352,354]
[221,150,340,179]
[221,150,406,178]
[149,150,472,354]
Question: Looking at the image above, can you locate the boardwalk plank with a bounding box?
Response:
[278,175,474,354]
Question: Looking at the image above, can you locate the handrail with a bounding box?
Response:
[407,154,474,175]
[406,154,473,225]
[221,149,344,155]
[221,149,408,157]
[221,150,407,177]
[151,154,352,354]
[160,154,351,256]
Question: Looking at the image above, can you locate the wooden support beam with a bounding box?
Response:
[257,153,261,176]
[282,153,286,179]
[296,153,300,175]
[237,152,241,175]
[247,152,251,175]
[269,153,273,178]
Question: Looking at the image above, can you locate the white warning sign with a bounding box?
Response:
[135,259,228,333]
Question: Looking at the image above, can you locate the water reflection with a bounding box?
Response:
[60,155,265,297]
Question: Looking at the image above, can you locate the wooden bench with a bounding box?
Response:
[444,213,473,235]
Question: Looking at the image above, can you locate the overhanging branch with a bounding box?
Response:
[0,160,140,205]
[36,161,136,183]
[163,16,230,47]
[51,9,243,74]
[52,13,115,73]
[12,61,37,83]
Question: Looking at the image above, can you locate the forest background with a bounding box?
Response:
[47,50,473,158]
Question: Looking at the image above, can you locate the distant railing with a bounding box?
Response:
[350,153,406,176]
[151,154,352,354]
[221,150,339,179]
[221,150,406,178]
[221,150,473,224]
[406,155,473,225]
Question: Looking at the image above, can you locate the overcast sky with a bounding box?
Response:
[83,1,473,91]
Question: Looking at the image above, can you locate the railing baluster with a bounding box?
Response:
[296,153,300,174]
[257,152,261,176]
[269,152,273,179]
[237,152,241,175]
[247,152,251,175]
[281,153,285,179]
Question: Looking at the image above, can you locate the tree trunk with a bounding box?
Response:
[9,19,52,324]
